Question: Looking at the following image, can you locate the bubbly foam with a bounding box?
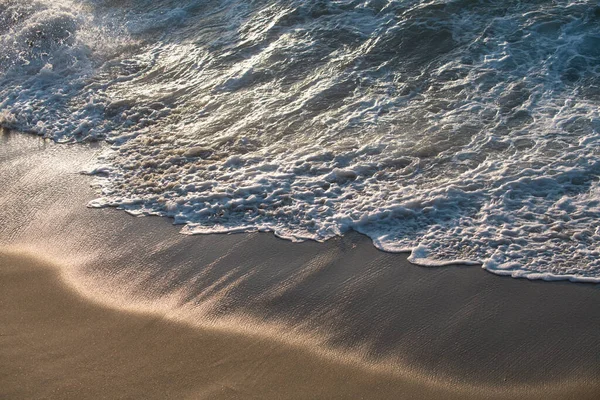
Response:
[3,0,600,282]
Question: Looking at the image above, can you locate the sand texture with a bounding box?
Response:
[1,130,600,399]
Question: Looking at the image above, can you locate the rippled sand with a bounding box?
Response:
[1,132,600,399]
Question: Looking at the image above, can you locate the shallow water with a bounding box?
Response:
[2,0,600,281]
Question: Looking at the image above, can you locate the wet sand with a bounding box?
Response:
[1,130,600,399]
[0,249,448,400]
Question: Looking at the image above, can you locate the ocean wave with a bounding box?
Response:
[2,0,600,281]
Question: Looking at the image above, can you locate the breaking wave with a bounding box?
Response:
[2,0,600,281]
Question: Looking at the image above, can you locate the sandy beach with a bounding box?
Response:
[2,131,600,399]
[1,249,441,399]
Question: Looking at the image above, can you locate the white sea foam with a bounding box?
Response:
[2,0,600,282]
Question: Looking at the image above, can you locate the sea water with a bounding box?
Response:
[2,0,600,282]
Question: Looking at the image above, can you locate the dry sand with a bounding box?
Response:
[1,130,600,399]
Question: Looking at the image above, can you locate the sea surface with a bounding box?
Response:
[2,0,600,282]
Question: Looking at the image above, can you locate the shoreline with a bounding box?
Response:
[2,131,600,398]
[0,249,430,399]
[2,248,598,400]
